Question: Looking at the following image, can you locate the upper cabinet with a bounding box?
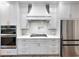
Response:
[19,4,28,29]
[0,3,17,25]
[60,4,71,20]
[49,4,59,29]
[71,4,79,19]
[60,3,79,20]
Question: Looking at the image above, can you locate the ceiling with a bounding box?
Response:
[19,1,59,4]
[8,1,79,5]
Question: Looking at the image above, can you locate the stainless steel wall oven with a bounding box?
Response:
[1,25,16,49]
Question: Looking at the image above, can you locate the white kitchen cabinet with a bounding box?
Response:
[0,3,17,25]
[70,4,79,19]
[20,14,27,29]
[60,3,79,20]
[49,4,58,30]
[20,5,28,29]
[60,4,71,20]
[17,38,60,55]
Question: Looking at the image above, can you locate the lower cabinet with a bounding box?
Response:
[0,39,60,56]
[17,38,60,56]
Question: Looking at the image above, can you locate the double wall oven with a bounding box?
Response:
[1,25,16,49]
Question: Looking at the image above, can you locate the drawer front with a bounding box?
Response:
[17,39,60,55]
[1,49,17,55]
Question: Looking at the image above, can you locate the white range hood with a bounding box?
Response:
[26,3,51,20]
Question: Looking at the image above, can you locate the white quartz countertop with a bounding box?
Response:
[17,35,60,39]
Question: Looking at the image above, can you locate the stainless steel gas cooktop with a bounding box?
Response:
[30,34,47,37]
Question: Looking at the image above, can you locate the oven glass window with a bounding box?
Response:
[1,26,16,34]
[1,37,16,45]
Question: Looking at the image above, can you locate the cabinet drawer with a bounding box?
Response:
[1,49,17,55]
[17,39,60,55]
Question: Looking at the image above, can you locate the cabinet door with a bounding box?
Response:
[0,3,17,25]
[71,4,79,19]
[20,6,28,29]
[60,4,71,19]
[49,5,58,29]
[17,39,60,55]
[1,49,17,55]
[20,14,26,29]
